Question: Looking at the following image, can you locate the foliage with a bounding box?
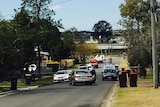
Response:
[92,20,112,43]
[0,20,21,80]
[68,27,85,43]
[20,0,65,61]
[75,43,98,64]
[0,0,66,80]
[62,30,75,57]
[119,0,150,30]
[119,0,153,72]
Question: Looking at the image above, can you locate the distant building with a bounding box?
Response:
[40,51,50,66]
[81,30,128,51]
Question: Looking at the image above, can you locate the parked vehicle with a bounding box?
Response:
[69,69,93,85]
[102,64,117,81]
[53,70,70,82]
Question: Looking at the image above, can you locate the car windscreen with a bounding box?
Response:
[104,69,116,73]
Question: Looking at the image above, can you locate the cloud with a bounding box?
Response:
[51,5,62,11]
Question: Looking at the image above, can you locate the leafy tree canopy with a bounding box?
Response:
[92,20,112,43]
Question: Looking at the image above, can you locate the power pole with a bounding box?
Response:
[150,0,158,88]
[38,45,41,79]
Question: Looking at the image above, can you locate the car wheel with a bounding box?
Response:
[89,82,93,85]
[85,82,88,85]
[114,77,117,81]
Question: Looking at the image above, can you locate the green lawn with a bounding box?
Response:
[0,63,82,92]
[0,76,53,92]
[112,69,159,107]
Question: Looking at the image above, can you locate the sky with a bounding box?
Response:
[0,0,125,31]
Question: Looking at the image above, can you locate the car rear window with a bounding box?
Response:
[76,71,88,74]
[56,72,65,74]
[79,67,87,69]
[92,61,96,63]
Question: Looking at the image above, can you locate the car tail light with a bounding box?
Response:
[75,76,81,78]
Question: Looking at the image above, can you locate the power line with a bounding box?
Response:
[2,0,73,18]
[48,0,72,6]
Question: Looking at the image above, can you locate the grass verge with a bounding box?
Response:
[0,76,53,92]
[112,75,160,107]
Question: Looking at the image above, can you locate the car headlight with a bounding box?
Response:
[64,75,69,78]
[54,75,58,79]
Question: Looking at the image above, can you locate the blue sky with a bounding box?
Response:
[0,0,125,31]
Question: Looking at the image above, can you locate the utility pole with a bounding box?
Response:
[38,45,41,79]
[150,0,158,88]
[99,35,103,55]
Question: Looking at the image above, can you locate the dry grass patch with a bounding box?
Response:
[113,79,160,107]
[113,59,158,107]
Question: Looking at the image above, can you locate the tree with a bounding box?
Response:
[92,20,112,43]
[0,0,65,80]
[12,8,37,65]
[62,30,75,58]
[0,20,20,80]
[20,0,63,78]
[119,0,153,77]
[119,0,150,31]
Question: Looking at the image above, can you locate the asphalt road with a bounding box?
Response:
[0,57,121,107]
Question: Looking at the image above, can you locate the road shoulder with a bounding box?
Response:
[100,82,118,107]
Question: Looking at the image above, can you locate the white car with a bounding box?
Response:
[78,65,90,71]
[86,63,94,71]
[78,65,97,83]
[53,70,70,82]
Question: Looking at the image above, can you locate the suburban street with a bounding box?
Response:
[0,57,121,107]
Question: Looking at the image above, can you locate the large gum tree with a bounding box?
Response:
[119,0,152,77]
[92,20,112,43]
